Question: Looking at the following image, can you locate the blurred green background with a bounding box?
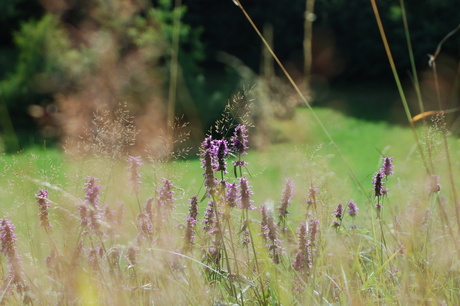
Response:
[0,0,459,153]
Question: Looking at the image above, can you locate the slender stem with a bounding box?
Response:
[431,61,460,234]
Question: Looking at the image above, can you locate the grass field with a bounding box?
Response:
[1,105,459,304]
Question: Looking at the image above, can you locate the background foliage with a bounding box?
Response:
[0,0,458,151]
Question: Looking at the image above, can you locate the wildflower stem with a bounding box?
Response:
[246,211,267,305]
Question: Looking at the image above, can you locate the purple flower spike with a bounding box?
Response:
[35,190,52,228]
[202,201,217,234]
[277,178,294,231]
[231,124,249,156]
[84,176,101,208]
[381,157,394,177]
[293,222,307,271]
[226,182,239,208]
[232,125,249,168]
[373,172,387,197]
[334,203,343,219]
[215,139,229,173]
[347,201,358,217]
[200,136,218,192]
[0,219,26,291]
[239,177,255,210]
[157,178,176,212]
[184,195,199,251]
[305,186,318,209]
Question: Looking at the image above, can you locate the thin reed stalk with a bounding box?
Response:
[233,0,368,199]
[369,0,431,175]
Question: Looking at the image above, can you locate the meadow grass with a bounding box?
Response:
[1,105,460,304]
[1,0,459,304]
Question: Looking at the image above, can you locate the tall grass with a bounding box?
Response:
[0,1,460,304]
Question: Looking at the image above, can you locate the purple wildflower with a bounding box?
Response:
[157,178,175,212]
[277,178,294,231]
[35,190,51,228]
[84,176,101,208]
[136,213,153,243]
[260,205,269,240]
[293,222,307,271]
[306,219,319,270]
[127,156,143,194]
[334,203,343,219]
[231,124,249,168]
[144,197,154,220]
[79,205,89,227]
[305,186,318,209]
[80,177,103,235]
[184,195,199,251]
[260,204,281,264]
[202,201,217,234]
[0,219,26,291]
[372,172,387,197]
[241,228,251,246]
[215,139,229,173]
[347,201,358,217]
[200,136,218,192]
[293,219,319,272]
[309,218,319,248]
[240,177,255,210]
[332,220,340,228]
[127,245,139,266]
[225,182,239,208]
[381,157,394,177]
[231,124,249,156]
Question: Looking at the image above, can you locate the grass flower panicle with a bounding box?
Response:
[35,189,52,228]
[127,155,143,194]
